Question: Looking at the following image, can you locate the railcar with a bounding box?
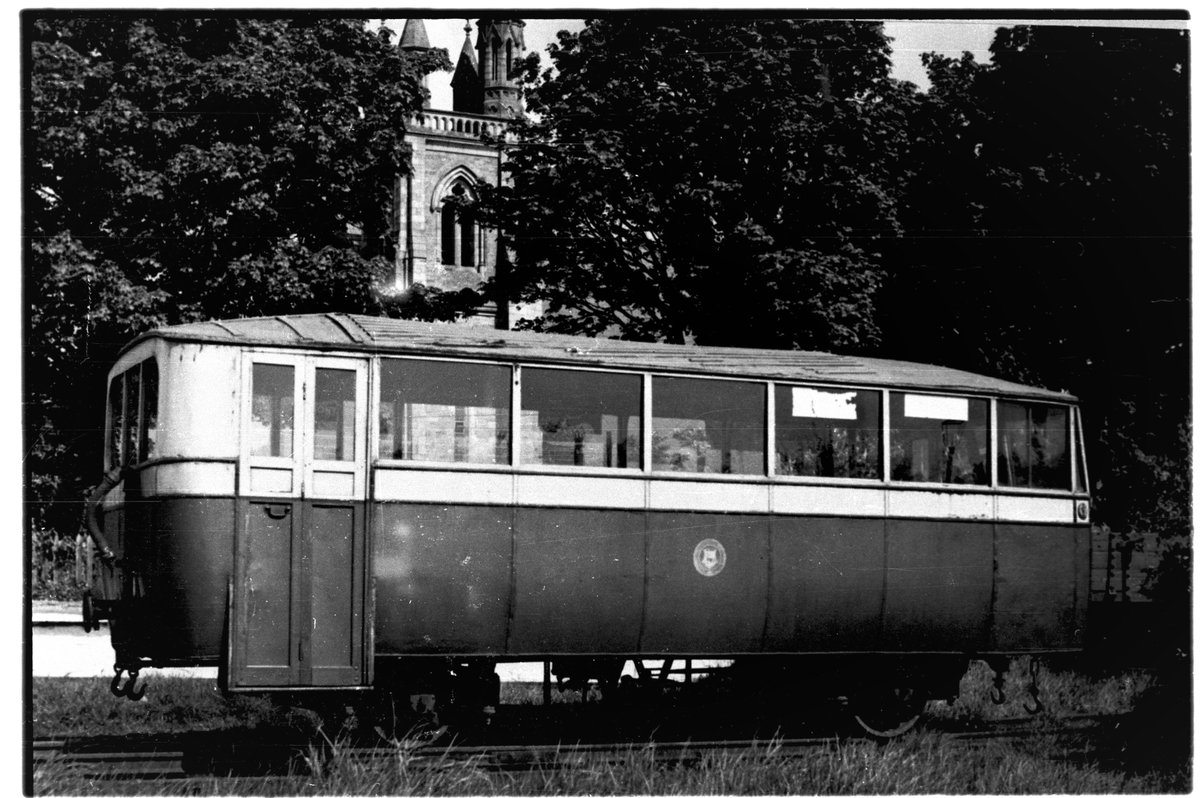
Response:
[86,313,1091,735]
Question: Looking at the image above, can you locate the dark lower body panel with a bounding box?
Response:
[102,499,1088,671]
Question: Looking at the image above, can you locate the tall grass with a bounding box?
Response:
[34,730,1187,795]
[31,661,1190,795]
[31,677,274,737]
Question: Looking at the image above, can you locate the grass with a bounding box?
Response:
[32,730,1188,795]
[31,676,275,738]
[30,659,1192,795]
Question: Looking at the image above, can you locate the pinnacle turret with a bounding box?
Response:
[452,20,483,113]
[398,18,431,50]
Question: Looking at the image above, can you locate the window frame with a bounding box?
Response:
[363,353,1085,496]
[882,388,994,492]
[771,379,885,485]
[372,354,516,472]
[105,356,160,471]
[648,371,768,479]
[517,364,646,475]
[1073,405,1090,495]
[994,396,1075,494]
[105,371,125,471]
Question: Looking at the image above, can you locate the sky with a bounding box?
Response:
[389,16,994,106]
[387,15,1188,106]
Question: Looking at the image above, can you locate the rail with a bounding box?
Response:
[31,713,1117,780]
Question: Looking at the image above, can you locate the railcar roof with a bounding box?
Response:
[133,313,1074,401]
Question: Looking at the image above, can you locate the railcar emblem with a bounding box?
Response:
[693,538,726,577]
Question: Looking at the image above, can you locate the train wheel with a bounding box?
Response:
[850,685,927,739]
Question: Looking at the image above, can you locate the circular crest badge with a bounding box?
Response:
[693,538,726,577]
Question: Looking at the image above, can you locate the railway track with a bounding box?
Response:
[31,713,1117,781]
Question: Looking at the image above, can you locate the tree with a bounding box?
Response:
[473,17,911,348]
[27,16,448,549]
[886,25,1189,541]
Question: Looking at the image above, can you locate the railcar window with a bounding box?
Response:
[652,377,765,475]
[776,386,881,479]
[250,364,295,458]
[378,359,510,464]
[140,359,158,461]
[123,365,141,465]
[313,368,356,461]
[890,393,988,484]
[998,401,1069,489]
[521,368,641,469]
[1074,412,1087,492]
[106,358,160,469]
[107,373,124,469]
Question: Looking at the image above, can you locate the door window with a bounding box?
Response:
[250,363,295,458]
[313,368,356,461]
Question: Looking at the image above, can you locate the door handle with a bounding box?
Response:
[263,505,291,520]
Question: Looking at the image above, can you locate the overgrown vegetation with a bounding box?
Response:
[31,662,1189,794]
[26,12,1189,682]
[471,18,1189,560]
[26,15,449,595]
[33,734,1187,795]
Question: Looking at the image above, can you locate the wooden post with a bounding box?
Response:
[542,661,552,706]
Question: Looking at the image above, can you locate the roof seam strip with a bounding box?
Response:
[207,320,241,337]
[273,316,312,341]
[330,313,372,345]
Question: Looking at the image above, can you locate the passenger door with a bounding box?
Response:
[230,354,369,689]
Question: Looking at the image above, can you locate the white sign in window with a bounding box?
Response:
[791,387,859,420]
[904,394,970,421]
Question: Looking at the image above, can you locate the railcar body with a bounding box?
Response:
[90,313,1091,728]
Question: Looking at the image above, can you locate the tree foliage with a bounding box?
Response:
[27,15,447,537]
[26,15,1189,607]
[885,25,1189,539]
[475,18,910,348]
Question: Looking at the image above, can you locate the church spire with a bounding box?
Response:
[398,19,436,108]
[398,18,430,50]
[451,19,483,113]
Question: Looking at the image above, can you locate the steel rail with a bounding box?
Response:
[31,713,1115,781]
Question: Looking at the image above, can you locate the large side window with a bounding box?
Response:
[652,377,765,475]
[776,385,881,479]
[379,359,510,465]
[998,401,1069,489]
[521,368,641,469]
[890,393,989,485]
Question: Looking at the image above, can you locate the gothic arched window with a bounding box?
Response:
[441,203,457,265]
[492,36,502,81]
[460,207,475,267]
[506,40,513,79]
[440,180,478,269]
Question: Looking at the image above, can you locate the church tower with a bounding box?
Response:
[393,18,534,328]
[476,19,526,117]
